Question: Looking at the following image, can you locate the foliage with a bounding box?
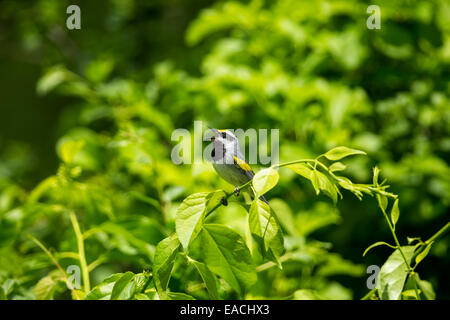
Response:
[0,0,449,300]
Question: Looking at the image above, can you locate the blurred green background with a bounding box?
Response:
[0,0,449,299]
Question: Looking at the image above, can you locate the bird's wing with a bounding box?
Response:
[233,154,255,181]
[232,153,269,204]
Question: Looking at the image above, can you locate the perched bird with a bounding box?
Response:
[209,127,268,204]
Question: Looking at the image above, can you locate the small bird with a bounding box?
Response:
[209,127,268,204]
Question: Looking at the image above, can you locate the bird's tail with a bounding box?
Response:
[259,195,269,204]
[243,187,269,205]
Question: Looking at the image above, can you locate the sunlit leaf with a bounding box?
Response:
[416,277,435,300]
[293,289,323,300]
[377,246,416,300]
[415,242,433,267]
[376,194,388,212]
[84,274,123,300]
[167,292,195,300]
[329,162,347,172]
[36,66,75,95]
[249,199,284,266]
[176,192,210,250]
[191,260,219,299]
[33,276,59,300]
[153,234,181,298]
[286,163,313,180]
[391,199,400,226]
[322,146,366,161]
[190,224,256,296]
[110,272,136,300]
[313,170,338,204]
[253,167,279,197]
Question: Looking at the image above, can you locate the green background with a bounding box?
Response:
[0,0,449,299]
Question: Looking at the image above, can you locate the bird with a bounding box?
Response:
[208,127,268,204]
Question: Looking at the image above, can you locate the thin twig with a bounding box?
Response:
[28,235,81,300]
[69,211,90,293]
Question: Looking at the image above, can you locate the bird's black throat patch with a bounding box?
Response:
[211,142,225,161]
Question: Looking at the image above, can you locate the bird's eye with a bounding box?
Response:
[221,132,226,138]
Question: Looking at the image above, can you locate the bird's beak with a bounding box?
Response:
[208,126,220,141]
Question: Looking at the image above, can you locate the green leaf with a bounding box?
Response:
[293,289,323,300]
[72,290,85,300]
[191,260,219,299]
[205,190,227,213]
[176,192,210,250]
[373,166,381,185]
[403,273,435,300]
[267,198,297,236]
[84,273,123,300]
[85,58,115,83]
[322,146,366,161]
[311,170,320,195]
[36,66,74,95]
[153,234,181,298]
[98,222,155,258]
[336,176,361,198]
[415,276,435,300]
[185,2,253,46]
[2,279,15,297]
[376,194,388,212]
[377,246,416,300]
[33,276,59,300]
[60,140,85,164]
[363,241,396,256]
[252,167,279,197]
[249,199,284,266]
[110,272,136,300]
[286,163,313,180]
[286,163,321,195]
[313,170,338,204]
[167,292,196,300]
[401,289,419,299]
[415,242,433,267]
[134,293,151,300]
[191,224,256,296]
[329,162,347,172]
[391,199,400,226]
[133,273,151,293]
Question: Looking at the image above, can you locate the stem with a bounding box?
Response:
[274,159,316,169]
[411,221,450,270]
[411,272,421,299]
[361,288,377,300]
[425,221,450,244]
[204,179,253,219]
[28,235,80,300]
[378,198,420,299]
[278,159,399,201]
[87,256,107,272]
[69,211,90,293]
[256,253,294,272]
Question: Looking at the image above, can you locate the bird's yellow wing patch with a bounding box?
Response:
[233,156,252,171]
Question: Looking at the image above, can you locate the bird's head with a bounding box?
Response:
[208,127,238,144]
[208,127,240,161]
